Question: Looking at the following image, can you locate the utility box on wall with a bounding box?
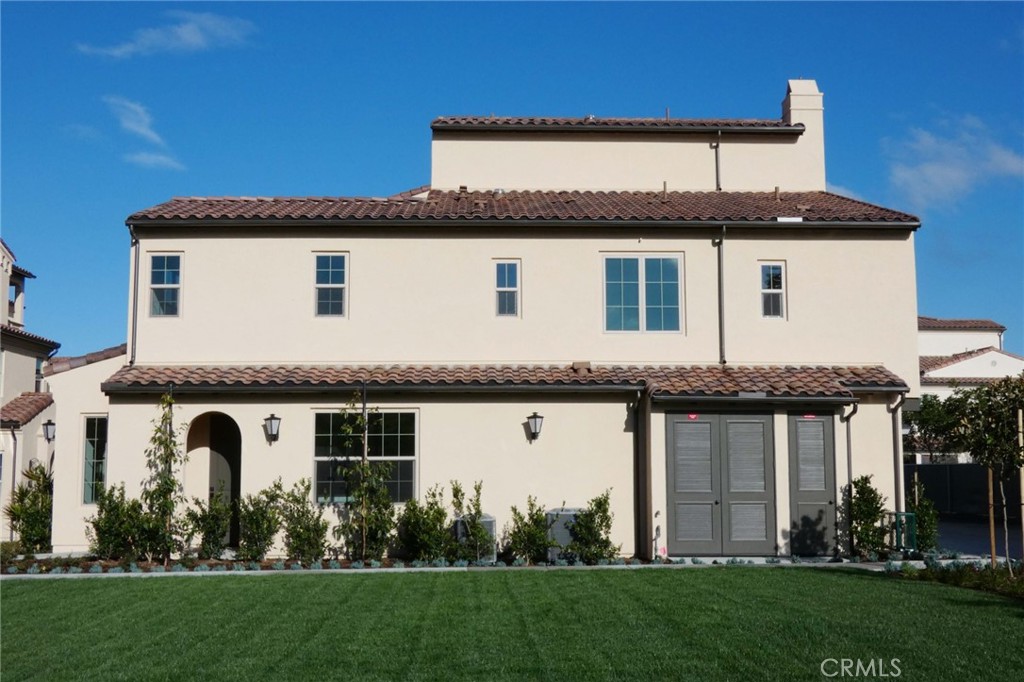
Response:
[546,508,581,563]
[453,513,497,563]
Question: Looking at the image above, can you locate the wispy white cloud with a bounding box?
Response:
[885,116,1024,211]
[77,11,256,59]
[123,152,185,171]
[103,96,165,146]
[825,182,864,202]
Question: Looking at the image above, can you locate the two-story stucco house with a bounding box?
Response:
[1,238,60,540]
[50,80,921,559]
[917,315,1024,400]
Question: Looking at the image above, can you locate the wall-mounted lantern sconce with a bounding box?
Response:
[42,420,56,443]
[526,412,544,442]
[264,414,281,444]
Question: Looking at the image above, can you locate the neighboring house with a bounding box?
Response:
[49,80,921,558]
[917,316,1023,399]
[1,238,60,540]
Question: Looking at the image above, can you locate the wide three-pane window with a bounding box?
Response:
[761,262,786,318]
[83,416,108,504]
[604,256,681,332]
[314,412,415,504]
[150,255,180,316]
[315,255,346,316]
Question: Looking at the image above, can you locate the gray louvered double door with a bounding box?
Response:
[667,414,776,556]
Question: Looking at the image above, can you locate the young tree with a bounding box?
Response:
[903,394,958,461]
[3,463,53,553]
[140,391,188,565]
[948,374,1024,572]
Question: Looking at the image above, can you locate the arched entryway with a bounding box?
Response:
[187,412,242,547]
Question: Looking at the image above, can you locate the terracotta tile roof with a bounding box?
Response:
[0,324,60,351]
[918,316,1005,332]
[920,347,996,375]
[921,376,1006,386]
[45,343,127,377]
[102,363,906,399]
[431,116,802,133]
[0,392,53,427]
[11,264,35,279]
[128,190,918,225]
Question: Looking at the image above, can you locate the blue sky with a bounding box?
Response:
[2,1,1022,357]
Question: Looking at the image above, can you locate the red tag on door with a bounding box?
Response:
[688,414,699,420]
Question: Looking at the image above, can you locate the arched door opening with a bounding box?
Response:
[186,412,242,548]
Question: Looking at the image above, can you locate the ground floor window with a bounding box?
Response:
[314,411,415,504]
[83,416,108,504]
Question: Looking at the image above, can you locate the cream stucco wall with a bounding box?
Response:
[2,349,39,405]
[54,392,637,555]
[127,227,919,397]
[928,350,1024,378]
[0,405,55,542]
[47,354,125,553]
[918,329,1002,355]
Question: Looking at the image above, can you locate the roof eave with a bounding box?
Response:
[430,123,806,135]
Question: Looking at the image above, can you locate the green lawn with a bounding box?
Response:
[1,568,1021,681]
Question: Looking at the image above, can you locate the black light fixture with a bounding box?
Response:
[264,414,281,443]
[42,419,56,443]
[526,412,544,442]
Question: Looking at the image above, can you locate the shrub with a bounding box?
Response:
[139,392,189,563]
[88,483,147,560]
[907,481,939,553]
[565,490,619,565]
[850,475,888,558]
[236,486,281,562]
[3,464,53,553]
[396,486,453,561]
[0,541,21,566]
[451,481,492,562]
[333,459,395,561]
[505,495,553,565]
[279,479,329,563]
[184,482,232,560]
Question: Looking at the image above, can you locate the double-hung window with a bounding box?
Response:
[150,255,181,316]
[314,411,416,504]
[83,416,108,504]
[604,255,681,332]
[760,262,786,318]
[315,254,346,316]
[495,260,520,316]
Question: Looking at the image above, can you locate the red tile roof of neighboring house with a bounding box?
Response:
[0,392,53,427]
[0,323,60,351]
[919,347,998,375]
[102,363,906,398]
[431,116,803,133]
[128,190,918,225]
[11,264,35,279]
[917,316,1005,332]
[920,376,1008,386]
[45,343,127,377]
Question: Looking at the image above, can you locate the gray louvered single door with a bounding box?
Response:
[721,415,776,555]
[666,416,721,555]
[788,414,836,556]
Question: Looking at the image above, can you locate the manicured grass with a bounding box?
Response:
[2,568,1021,680]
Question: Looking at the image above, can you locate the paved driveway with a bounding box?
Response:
[938,517,1023,559]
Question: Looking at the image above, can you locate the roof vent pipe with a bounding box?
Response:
[775,186,781,201]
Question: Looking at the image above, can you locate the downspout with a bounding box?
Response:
[710,130,722,191]
[128,225,140,366]
[713,226,727,365]
[887,392,907,513]
[839,402,858,557]
[633,383,655,560]
[7,427,17,541]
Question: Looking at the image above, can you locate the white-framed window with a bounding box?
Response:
[760,262,786,319]
[83,416,108,504]
[495,260,520,317]
[315,254,347,316]
[150,254,181,316]
[313,411,416,504]
[604,255,682,332]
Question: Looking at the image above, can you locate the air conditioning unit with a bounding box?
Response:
[545,508,581,563]
[452,513,497,563]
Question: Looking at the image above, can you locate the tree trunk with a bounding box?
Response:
[988,467,997,569]
[999,478,1013,577]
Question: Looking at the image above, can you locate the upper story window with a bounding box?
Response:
[83,416,108,504]
[314,411,416,504]
[604,255,681,332]
[315,254,347,316]
[495,260,520,317]
[760,262,786,319]
[150,255,181,317]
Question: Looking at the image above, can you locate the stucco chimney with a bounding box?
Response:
[781,79,826,191]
